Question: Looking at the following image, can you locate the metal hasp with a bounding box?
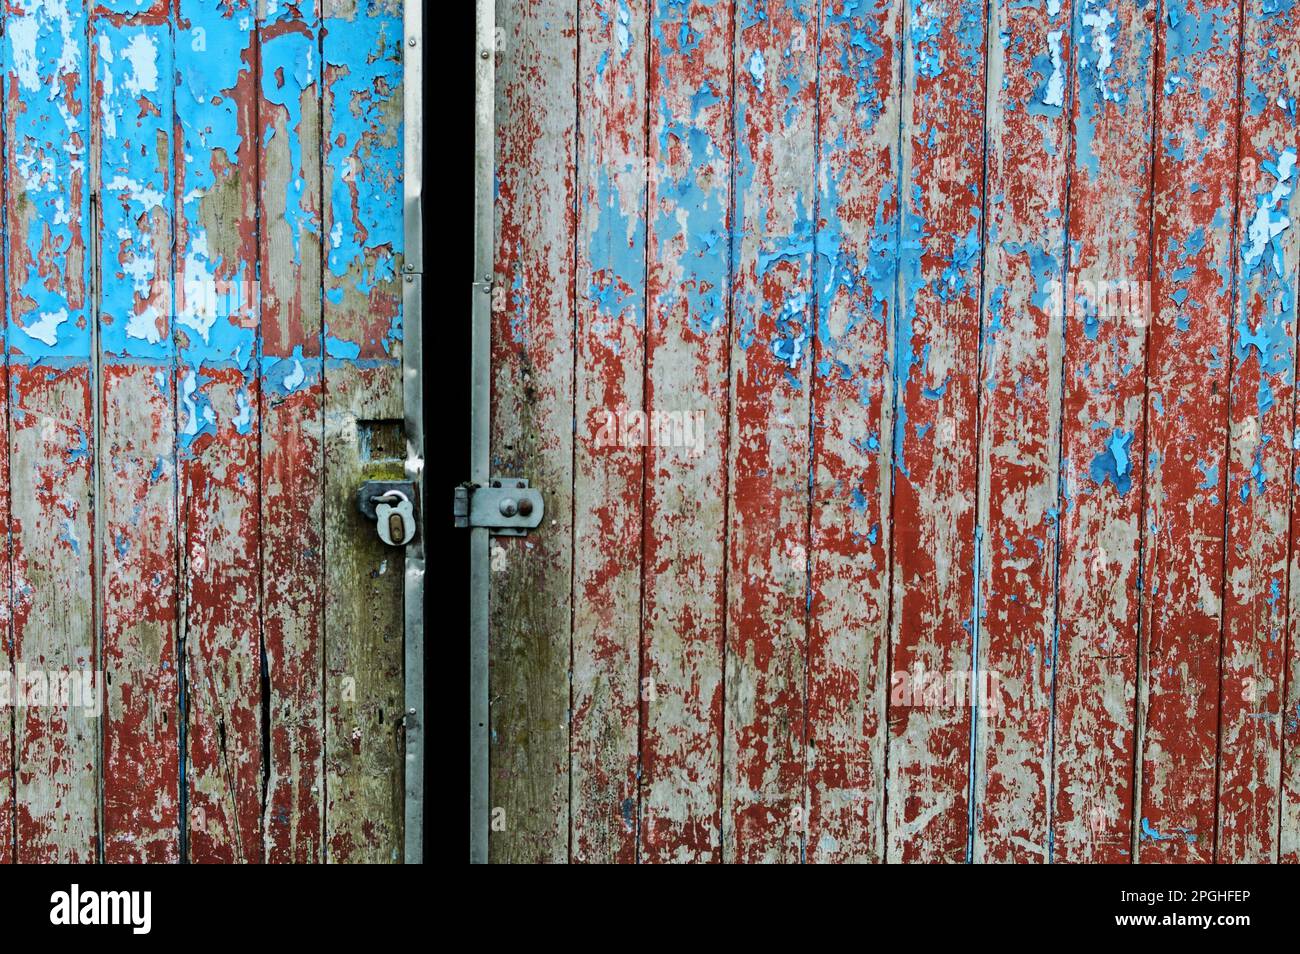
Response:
[454,479,545,536]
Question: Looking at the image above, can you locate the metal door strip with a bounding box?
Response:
[403,0,427,866]
[469,0,495,865]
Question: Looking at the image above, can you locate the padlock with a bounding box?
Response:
[374,490,416,546]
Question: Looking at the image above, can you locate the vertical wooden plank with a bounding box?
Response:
[321,0,406,863]
[971,0,1073,863]
[8,370,94,863]
[0,0,12,870]
[0,394,7,863]
[722,0,816,865]
[1285,371,1300,857]
[93,2,182,863]
[174,0,262,863]
[570,0,646,865]
[5,0,97,863]
[804,0,900,866]
[639,0,731,864]
[489,0,574,866]
[1218,0,1300,864]
[885,0,986,863]
[1052,0,1155,863]
[259,0,325,864]
[1136,0,1241,863]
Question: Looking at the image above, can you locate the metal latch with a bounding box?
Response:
[453,478,544,536]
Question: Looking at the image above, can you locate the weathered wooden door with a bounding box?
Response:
[481,0,1300,864]
[0,0,422,863]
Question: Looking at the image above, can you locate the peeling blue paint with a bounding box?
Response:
[7,4,91,359]
[1090,428,1134,494]
[98,21,173,360]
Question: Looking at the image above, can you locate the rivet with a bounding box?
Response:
[499,498,518,518]
[517,498,533,517]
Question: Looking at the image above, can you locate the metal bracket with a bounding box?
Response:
[454,478,545,536]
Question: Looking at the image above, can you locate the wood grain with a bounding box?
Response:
[1136,0,1242,864]
[175,0,263,863]
[639,0,732,864]
[5,0,98,863]
[488,0,575,865]
[258,0,327,865]
[0,0,412,864]
[803,0,900,865]
[94,8,182,866]
[1052,0,1156,864]
[885,0,987,864]
[971,0,1073,864]
[723,0,817,865]
[321,0,406,864]
[1216,0,1300,864]
[570,0,647,865]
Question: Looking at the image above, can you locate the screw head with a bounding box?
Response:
[480,49,489,59]
[409,37,417,47]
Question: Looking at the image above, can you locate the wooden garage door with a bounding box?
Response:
[487,0,1300,863]
[0,0,412,862]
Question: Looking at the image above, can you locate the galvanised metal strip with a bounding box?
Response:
[469,0,492,867]
[402,0,425,868]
